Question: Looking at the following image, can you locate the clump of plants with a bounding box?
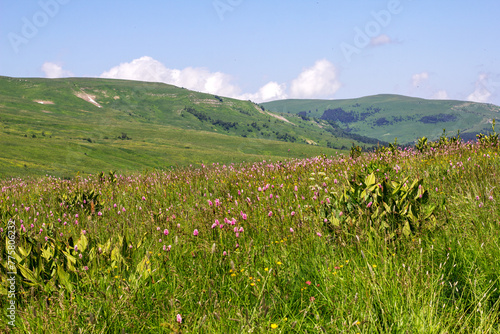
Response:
[323,171,437,242]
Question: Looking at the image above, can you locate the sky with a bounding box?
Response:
[1,0,499,105]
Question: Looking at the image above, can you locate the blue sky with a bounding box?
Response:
[1,0,499,105]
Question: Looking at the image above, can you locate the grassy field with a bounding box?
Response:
[1,133,499,332]
[0,76,372,178]
[261,94,500,144]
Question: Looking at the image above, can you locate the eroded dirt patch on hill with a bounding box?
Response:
[34,100,54,105]
[74,91,102,108]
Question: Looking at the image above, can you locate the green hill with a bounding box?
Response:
[261,94,500,144]
[0,76,373,178]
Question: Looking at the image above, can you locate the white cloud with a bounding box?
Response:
[412,72,429,88]
[100,56,240,97]
[467,73,492,103]
[432,90,449,100]
[41,62,73,78]
[370,34,393,46]
[289,59,341,99]
[238,81,288,102]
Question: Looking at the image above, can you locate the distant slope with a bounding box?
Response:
[0,76,374,178]
[261,94,500,144]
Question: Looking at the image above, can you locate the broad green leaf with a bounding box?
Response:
[402,221,411,237]
[57,264,73,292]
[17,263,40,285]
[76,233,88,253]
[365,173,376,187]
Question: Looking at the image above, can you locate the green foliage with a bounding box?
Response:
[349,144,362,159]
[324,172,437,241]
[476,119,498,146]
[58,189,102,215]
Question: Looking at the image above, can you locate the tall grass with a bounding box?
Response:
[1,140,499,333]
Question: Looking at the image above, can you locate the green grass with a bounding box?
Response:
[1,139,499,333]
[261,94,500,144]
[0,76,371,178]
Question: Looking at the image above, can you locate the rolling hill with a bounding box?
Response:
[261,94,500,144]
[0,76,371,178]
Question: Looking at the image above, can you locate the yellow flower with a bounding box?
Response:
[250,283,255,286]
[231,273,236,277]
[276,261,282,265]
[265,268,269,271]
[271,324,278,329]
[372,264,377,268]
[249,276,253,280]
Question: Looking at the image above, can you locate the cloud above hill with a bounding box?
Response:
[41,62,73,78]
[467,73,492,103]
[289,59,341,99]
[100,56,241,98]
[98,56,342,102]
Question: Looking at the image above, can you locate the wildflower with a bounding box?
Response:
[291,211,295,216]
[290,228,294,233]
[367,201,373,208]
[193,229,199,236]
[83,266,89,271]
[176,314,182,323]
[271,324,278,329]
[316,232,322,237]
[489,196,493,201]
[310,296,316,302]
[74,245,78,252]
[82,230,87,235]
[294,185,298,192]
[75,214,79,218]
[223,251,227,256]
[142,196,146,200]
[268,211,273,217]
[306,281,311,285]
[339,211,343,217]
[79,253,83,259]
[45,236,48,242]
[97,211,102,216]
[164,229,169,236]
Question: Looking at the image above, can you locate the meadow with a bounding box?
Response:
[1,132,499,333]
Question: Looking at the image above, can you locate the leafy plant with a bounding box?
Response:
[323,172,437,241]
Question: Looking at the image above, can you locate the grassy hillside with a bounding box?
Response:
[261,94,500,144]
[0,76,373,178]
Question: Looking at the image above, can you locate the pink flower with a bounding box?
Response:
[316,232,322,237]
[339,211,343,217]
[291,211,295,216]
[193,229,199,236]
[208,200,213,206]
[268,211,273,217]
[142,196,146,201]
[223,251,227,256]
[176,314,182,323]
[75,214,79,218]
[294,185,298,192]
[164,229,169,236]
[290,228,294,233]
[305,281,311,285]
[97,211,102,216]
[367,201,373,208]
[310,296,316,302]
[83,266,89,271]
